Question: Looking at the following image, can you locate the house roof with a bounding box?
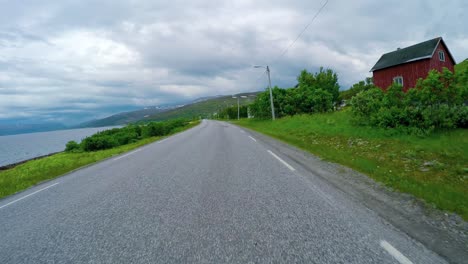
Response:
[370,37,456,72]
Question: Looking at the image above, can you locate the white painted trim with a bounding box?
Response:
[405,55,432,63]
[429,38,442,59]
[393,76,404,86]
[438,50,445,62]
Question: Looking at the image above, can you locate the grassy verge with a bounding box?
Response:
[235,110,468,219]
[0,121,200,199]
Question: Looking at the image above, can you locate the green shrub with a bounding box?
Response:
[350,68,467,133]
[350,88,384,125]
[75,119,190,152]
[65,141,81,152]
[81,136,118,151]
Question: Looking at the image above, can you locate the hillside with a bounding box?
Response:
[144,92,259,122]
[80,92,259,127]
[79,106,176,127]
[455,58,468,72]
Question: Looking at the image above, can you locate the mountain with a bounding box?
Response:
[0,123,67,136]
[78,105,177,128]
[79,92,260,127]
[144,92,259,122]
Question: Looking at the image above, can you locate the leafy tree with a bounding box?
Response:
[297,67,340,104]
[218,105,248,119]
[339,77,376,101]
[250,89,275,119]
[250,67,341,118]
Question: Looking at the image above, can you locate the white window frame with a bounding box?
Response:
[393,76,403,86]
[438,50,445,61]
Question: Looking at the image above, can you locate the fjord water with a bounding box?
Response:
[0,127,118,167]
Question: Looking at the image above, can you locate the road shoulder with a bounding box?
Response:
[236,124,467,264]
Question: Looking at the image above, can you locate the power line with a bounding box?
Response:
[270,0,329,65]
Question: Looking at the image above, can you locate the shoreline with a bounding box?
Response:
[0,152,62,171]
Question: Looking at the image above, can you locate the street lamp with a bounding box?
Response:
[253,65,275,120]
[232,95,248,120]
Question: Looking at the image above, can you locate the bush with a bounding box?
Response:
[350,88,384,124]
[72,119,189,152]
[350,68,467,132]
[65,141,81,152]
[81,136,118,151]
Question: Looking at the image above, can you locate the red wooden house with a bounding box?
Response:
[371,37,456,91]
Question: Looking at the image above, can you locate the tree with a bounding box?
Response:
[297,67,340,104]
[339,77,376,101]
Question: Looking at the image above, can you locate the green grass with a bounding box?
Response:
[0,121,200,199]
[235,110,468,219]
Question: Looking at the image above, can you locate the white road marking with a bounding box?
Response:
[248,136,257,142]
[113,149,142,161]
[380,240,413,264]
[0,182,60,210]
[267,150,296,171]
[240,129,245,133]
[158,138,168,143]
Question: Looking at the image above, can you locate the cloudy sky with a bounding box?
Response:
[1,0,467,125]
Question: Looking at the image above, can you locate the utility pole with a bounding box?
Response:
[266,66,275,120]
[254,65,276,120]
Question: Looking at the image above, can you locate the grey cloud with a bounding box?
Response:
[0,0,467,125]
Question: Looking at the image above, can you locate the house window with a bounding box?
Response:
[438,50,445,61]
[393,76,403,86]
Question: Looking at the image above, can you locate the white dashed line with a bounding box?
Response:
[240,130,245,133]
[267,150,296,171]
[248,136,257,142]
[380,240,413,264]
[113,149,142,161]
[0,182,60,210]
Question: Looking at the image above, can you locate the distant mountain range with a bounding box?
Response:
[79,92,259,127]
[77,105,178,128]
[0,123,67,136]
[0,92,260,135]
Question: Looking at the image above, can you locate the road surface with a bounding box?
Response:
[0,120,450,263]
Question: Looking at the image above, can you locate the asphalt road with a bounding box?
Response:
[0,120,449,263]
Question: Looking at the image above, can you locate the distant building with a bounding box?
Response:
[370,37,456,91]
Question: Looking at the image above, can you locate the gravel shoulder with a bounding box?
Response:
[238,125,468,264]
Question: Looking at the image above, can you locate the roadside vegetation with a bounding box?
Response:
[233,62,468,219]
[66,119,189,152]
[218,105,249,119]
[0,120,199,199]
[236,112,467,219]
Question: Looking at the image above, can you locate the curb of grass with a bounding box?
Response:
[0,121,201,202]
